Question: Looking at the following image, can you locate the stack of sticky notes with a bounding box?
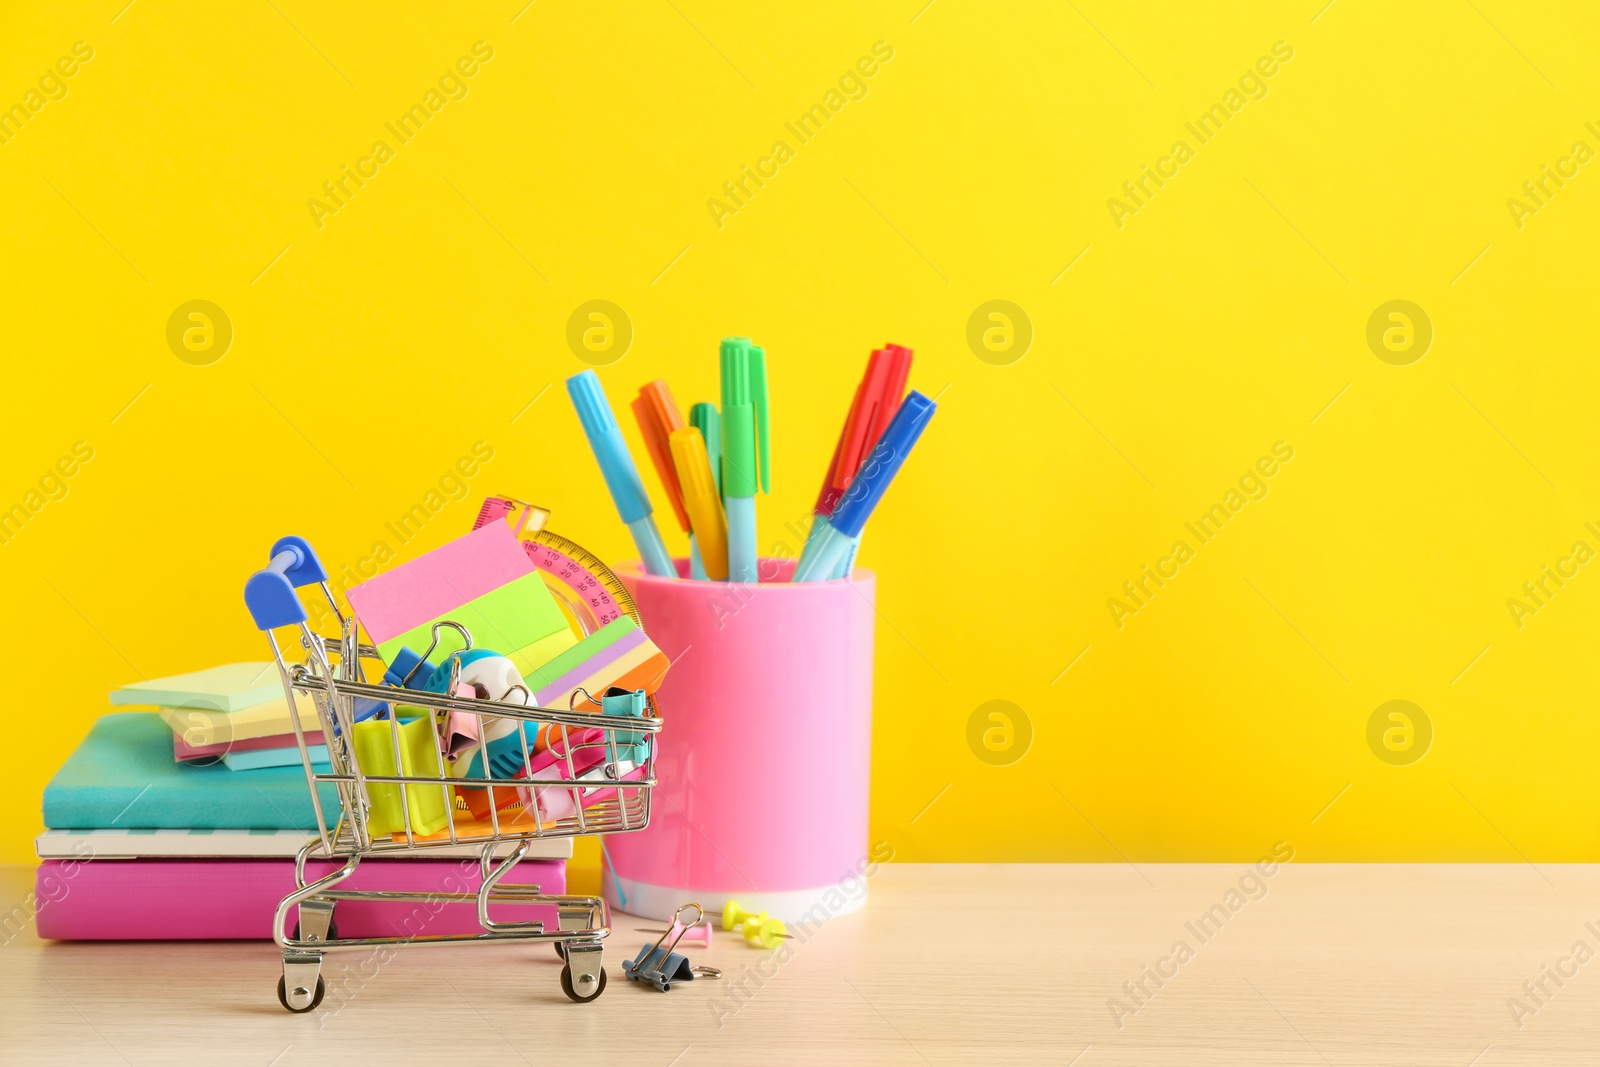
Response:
[346,520,580,679]
[522,616,669,711]
[112,662,329,771]
[118,663,318,770]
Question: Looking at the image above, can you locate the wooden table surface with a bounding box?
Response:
[3,861,1598,1065]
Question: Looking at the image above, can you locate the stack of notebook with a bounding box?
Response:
[36,664,569,940]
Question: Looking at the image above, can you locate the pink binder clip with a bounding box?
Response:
[440,682,483,760]
[516,727,647,822]
[635,918,712,946]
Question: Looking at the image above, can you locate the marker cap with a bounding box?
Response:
[867,344,914,452]
[834,348,891,490]
[720,338,770,498]
[689,402,722,497]
[567,369,652,523]
[829,391,936,539]
[632,380,691,532]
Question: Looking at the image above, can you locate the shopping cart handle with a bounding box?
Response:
[244,536,328,630]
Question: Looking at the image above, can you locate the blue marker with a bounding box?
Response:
[566,370,676,578]
[791,391,936,583]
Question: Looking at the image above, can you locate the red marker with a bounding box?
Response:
[799,344,913,569]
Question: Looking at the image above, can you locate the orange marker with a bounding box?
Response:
[631,381,691,535]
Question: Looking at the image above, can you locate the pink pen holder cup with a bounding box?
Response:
[608,557,875,922]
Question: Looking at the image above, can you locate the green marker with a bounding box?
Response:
[689,402,722,497]
[719,338,769,583]
[687,403,722,580]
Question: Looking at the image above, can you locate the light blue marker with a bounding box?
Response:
[796,517,828,576]
[831,534,862,580]
[566,370,675,578]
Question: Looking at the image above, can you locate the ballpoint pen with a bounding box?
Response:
[565,369,676,578]
[632,381,707,579]
[719,338,769,583]
[791,390,935,582]
[670,427,729,580]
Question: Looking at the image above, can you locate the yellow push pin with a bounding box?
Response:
[740,916,795,949]
[722,900,767,932]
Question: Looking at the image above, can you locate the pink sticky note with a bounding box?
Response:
[347,522,536,646]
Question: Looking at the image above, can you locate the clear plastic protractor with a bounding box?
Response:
[474,497,641,637]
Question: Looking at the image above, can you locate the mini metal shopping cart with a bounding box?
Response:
[244,535,661,1011]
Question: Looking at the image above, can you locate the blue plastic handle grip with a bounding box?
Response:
[268,536,328,586]
[830,392,937,538]
[243,536,327,631]
[567,370,652,524]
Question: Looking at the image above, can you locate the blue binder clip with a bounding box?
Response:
[369,621,467,723]
[571,686,649,766]
[622,903,721,992]
[600,686,648,764]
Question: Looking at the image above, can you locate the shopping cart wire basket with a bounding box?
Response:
[245,536,661,1010]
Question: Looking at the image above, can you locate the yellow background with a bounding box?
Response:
[2,0,1598,877]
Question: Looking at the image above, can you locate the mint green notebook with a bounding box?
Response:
[44,714,338,829]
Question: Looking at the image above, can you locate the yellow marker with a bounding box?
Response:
[670,427,729,580]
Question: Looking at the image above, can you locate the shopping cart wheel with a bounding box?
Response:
[277,974,326,1013]
[552,941,566,960]
[290,918,340,944]
[559,962,607,1003]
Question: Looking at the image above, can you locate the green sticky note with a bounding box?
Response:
[376,572,574,667]
[110,662,283,711]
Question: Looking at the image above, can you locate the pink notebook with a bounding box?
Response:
[33,857,565,940]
